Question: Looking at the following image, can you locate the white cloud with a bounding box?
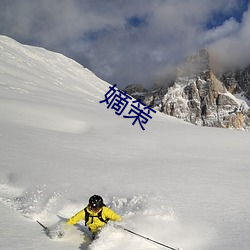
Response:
[200,18,240,45]
[209,5,250,68]
[0,0,249,87]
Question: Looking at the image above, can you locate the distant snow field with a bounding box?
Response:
[0,36,250,250]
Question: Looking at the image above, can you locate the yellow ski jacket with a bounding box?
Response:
[67,206,121,233]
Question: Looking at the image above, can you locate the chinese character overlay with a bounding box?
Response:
[100,85,156,130]
[100,84,132,115]
[123,99,156,130]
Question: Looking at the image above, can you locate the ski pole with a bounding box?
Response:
[122,227,180,250]
[37,220,48,231]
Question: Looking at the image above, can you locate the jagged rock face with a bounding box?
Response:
[126,49,250,130]
[161,74,249,128]
[161,50,250,129]
[218,66,250,99]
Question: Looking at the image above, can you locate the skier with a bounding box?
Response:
[66,194,121,239]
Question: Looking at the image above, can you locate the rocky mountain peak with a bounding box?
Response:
[124,49,250,130]
[177,49,210,78]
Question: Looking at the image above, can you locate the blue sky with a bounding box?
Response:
[206,0,249,28]
[0,0,249,88]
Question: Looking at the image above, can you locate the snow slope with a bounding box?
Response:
[0,35,250,250]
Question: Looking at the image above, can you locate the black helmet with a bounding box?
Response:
[89,195,104,210]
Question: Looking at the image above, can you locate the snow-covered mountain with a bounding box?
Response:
[124,49,250,130]
[0,36,250,250]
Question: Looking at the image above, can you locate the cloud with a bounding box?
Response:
[200,18,240,45]
[209,4,250,69]
[0,0,249,88]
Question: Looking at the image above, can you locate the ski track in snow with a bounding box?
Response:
[0,179,211,250]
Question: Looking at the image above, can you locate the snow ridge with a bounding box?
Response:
[0,180,206,250]
[1,36,250,250]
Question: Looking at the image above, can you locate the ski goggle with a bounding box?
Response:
[90,204,101,211]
